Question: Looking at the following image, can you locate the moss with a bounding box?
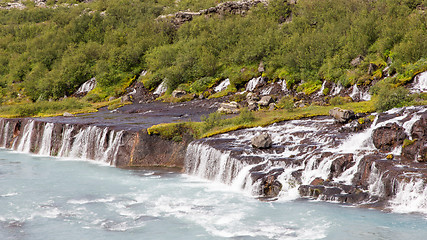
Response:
[297,80,322,95]
[386,154,394,160]
[402,139,417,148]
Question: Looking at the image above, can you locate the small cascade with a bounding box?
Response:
[15,120,35,153]
[184,106,427,213]
[153,81,168,95]
[331,83,343,96]
[57,124,74,157]
[410,71,427,93]
[75,77,97,95]
[185,142,246,185]
[246,77,264,92]
[39,123,54,156]
[390,178,427,214]
[349,84,371,101]
[317,81,326,96]
[214,78,230,92]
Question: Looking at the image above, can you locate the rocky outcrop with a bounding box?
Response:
[402,115,427,162]
[251,132,272,149]
[217,101,240,114]
[158,0,268,27]
[258,96,274,107]
[372,123,407,152]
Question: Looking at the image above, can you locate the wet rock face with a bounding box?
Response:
[261,175,282,198]
[217,102,240,114]
[402,115,427,162]
[372,123,407,152]
[251,133,272,149]
[329,107,355,123]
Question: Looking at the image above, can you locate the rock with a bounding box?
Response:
[329,107,355,123]
[217,102,240,114]
[368,63,378,75]
[246,92,259,101]
[121,94,131,103]
[419,146,427,162]
[251,133,273,149]
[258,96,274,107]
[63,112,74,117]
[372,123,407,152]
[248,102,258,111]
[109,96,116,101]
[268,103,276,111]
[258,61,265,73]
[350,55,364,67]
[310,177,324,186]
[261,175,282,198]
[172,89,187,98]
[294,100,306,108]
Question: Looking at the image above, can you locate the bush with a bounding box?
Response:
[276,96,295,111]
[201,112,224,131]
[329,96,352,106]
[375,86,410,112]
[233,108,255,125]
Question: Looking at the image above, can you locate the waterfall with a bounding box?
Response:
[57,124,74,157]
[0,119,125,166]
[185,142,246,185]
[246,77,264,92]
[153,81,168,95]
[349,84,371,101]
[75,77,97,95]
[184,106,427,213]
[317,81,326,96]
[410,71,427,93]
[16,120,35,153]
[39,123,54,156]
[390,178,427,214]
[214,78,230,92]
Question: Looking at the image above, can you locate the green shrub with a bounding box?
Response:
[276,96,295,111]
[233,108,255,125]
[375,86,410,112]
[201,112,224,131]
[329,96,352,106]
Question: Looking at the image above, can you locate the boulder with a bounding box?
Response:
[258,61,265,73]
[246,92,259,101]
[251,133,273,149]
[121,94,131,103]
[248,101,258,111]
[261,175,282,198]
[350,55,364,67]
[109,96,116,101]
[258,96,274,107]
[172,89,187,98]
[372,123,407,152]
[368,63,378,75]
[268,103,276,111]
[329,107,355,123]
[217,102,240,114]
[63,112,74,117]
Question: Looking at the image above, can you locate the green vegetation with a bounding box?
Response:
[402,138,417,148]
[0,0,425,109]
[148,100,377,139]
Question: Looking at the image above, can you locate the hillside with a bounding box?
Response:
[0,0,426,117]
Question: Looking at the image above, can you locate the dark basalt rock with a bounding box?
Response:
[372,123,407,152]
[261,175,282,198]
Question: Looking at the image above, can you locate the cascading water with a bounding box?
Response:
[246,77,264,92]
[214,78,230,92]
[15,120,35,153]
[349,84,372,101]
[185,106,427,213]
[39,122,54,156]
[0,119,125,166]
[410,71,427,93]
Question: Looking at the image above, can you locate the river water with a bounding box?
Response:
[0,150,426,240]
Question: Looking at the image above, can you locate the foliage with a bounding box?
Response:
[276,96,295,111]
[374,85,411,112]
[0,0,426,106]
[329,96,352,106]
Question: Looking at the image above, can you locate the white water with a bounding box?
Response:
[317,81,326,96]
[331,83,343,96]
[1,120,124,166]
[390,178,427,214]
[349,84,372,101]
[185,106,427,214]
[246,77,264,92]
[38,123,54,156]
[153,81,167,95]
[410,71,427,93]
[75,77,96,94]
[1,150,426,239]
[214,78,230,92]
[15,120,34,153]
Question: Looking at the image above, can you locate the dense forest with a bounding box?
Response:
[0,0,426,107]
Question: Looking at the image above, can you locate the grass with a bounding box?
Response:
[148,100,377,140]
[0,98,94,118]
